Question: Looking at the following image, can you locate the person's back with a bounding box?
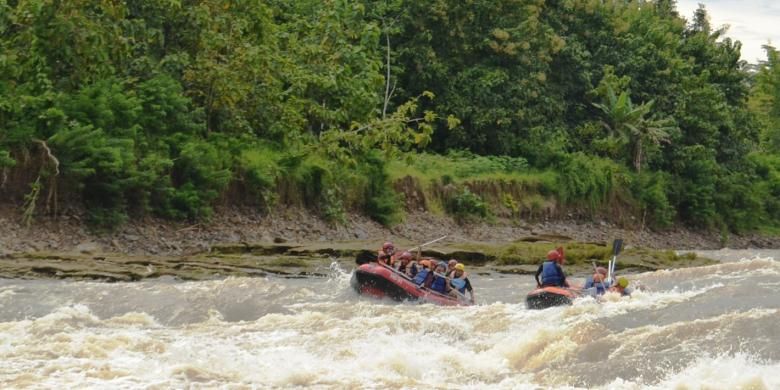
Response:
[535,248,568,288]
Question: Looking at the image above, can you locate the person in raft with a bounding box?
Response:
[378,241,397,266]
[429,261,451,294]
[449,263,475,304]
[583,266,609,295]
[446,259,458,275]
[395,251,418,278]
[610,277,632,296]
[534,247,570,288]
[412,260,432,285]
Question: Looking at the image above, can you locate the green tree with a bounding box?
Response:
[593,86,675,173]
[751,45,780,152]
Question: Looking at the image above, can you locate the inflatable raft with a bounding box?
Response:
[525,286,579,310]
[351,263,470,306]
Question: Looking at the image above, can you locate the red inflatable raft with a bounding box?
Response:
[351,263,470,306]
[525,286,579,310]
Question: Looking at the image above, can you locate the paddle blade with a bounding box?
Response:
[355,250,376,265]
[612,239,624,256]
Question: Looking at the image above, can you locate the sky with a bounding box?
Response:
[676,0,779,63]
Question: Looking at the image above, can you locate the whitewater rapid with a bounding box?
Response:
[1,253,779,389]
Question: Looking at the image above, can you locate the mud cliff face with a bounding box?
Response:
[2,206,778,258]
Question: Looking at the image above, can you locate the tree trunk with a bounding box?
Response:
[634,138,642,173]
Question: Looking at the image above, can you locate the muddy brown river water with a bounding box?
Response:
[1,250,778,388]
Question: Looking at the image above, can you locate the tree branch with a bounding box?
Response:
[32,139,60,176]
[347,116,426,135]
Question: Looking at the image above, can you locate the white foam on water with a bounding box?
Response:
[606,353,780,390]
[1,301,776,389]
[644,257,780,279]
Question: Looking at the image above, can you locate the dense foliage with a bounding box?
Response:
[0,0,778,232]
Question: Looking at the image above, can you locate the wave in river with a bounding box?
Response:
[0,258,777,388]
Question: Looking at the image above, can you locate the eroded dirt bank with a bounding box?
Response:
[2,207,779,257]
[2,206,775,281]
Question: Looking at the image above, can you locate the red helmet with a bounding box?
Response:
[546,249,562,261]
[382,241,395,254]
[399,251,412,261]
[595,266,607,276]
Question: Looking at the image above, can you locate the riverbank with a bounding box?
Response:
[2,207,778,281]
[1,206,779,257]
[0,240,717,282]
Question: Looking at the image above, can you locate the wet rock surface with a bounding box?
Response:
[0,205,773,280]
[0,240,718,281]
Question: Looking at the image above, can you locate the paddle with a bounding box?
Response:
[355,249,377,265]
[410,235,448,260]
[606,239,623,286]
[580,261,609,298]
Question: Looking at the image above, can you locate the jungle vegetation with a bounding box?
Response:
[1,0,779,233]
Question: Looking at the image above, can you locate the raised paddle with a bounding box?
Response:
[606,239,624,286]
[410,235,448,260]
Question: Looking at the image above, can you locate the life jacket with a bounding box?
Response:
[583,276,594,289]
[540,261,564,287]
[408,263,419,278]
[450,277,467,294]
[430,275,448,293]
[413,268,430,285]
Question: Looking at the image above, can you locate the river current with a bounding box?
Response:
[1,250,779,389]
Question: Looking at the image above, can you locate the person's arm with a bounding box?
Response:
[535,264,543,287]
[465,278,475,303]
[557,264,570,287]
[554,263,567,287]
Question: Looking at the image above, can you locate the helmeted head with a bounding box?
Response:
[435,262,446,272]
[547,249,562,261]
[399,251,412,263]
[448,259,458,269]
[382,241,395,255]
[593,273,605,283]
[419,260,431,269]
[454,263,465,276]
[595,266,607,276]
[617,277,629,288]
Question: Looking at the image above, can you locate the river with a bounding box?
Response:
[1,250,778,388]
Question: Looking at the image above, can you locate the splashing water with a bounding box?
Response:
[1,253,778,388]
